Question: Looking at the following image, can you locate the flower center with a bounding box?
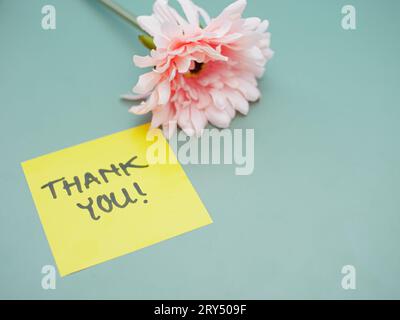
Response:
[184,62,205,78]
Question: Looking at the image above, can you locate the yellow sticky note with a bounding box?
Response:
[21,124,212,276]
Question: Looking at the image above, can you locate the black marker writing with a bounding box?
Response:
[76,182,147,221]
[40,155,149,199]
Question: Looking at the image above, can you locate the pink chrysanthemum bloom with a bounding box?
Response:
[128,0,273,137]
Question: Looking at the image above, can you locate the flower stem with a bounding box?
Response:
[99,0,145,34]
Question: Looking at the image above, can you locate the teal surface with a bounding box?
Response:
[1,0,400,299]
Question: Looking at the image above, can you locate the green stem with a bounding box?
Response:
[99,0,155,49]
[99,0,145,34]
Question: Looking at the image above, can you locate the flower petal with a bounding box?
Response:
[156,80,171,105]
[205,105,231,128]
[121,93,150,101]
[151,103,173,128]
[226,90,249,115]
[133,55,156,68]
[210,89,230,110]
[153,0,178,25]
[129,91,159,115]
[178,107,195,136]
[236,79,260,101]
[190,107,208,136]
[162,119,178,139]
[133,72,162,95]
[177,0,199,26]
[137,15,162,37]
[219,0,247,21]
[175,56,192,73]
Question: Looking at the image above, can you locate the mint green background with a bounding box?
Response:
[1,0,399,299]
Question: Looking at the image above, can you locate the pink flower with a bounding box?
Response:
[128,0,273,137]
